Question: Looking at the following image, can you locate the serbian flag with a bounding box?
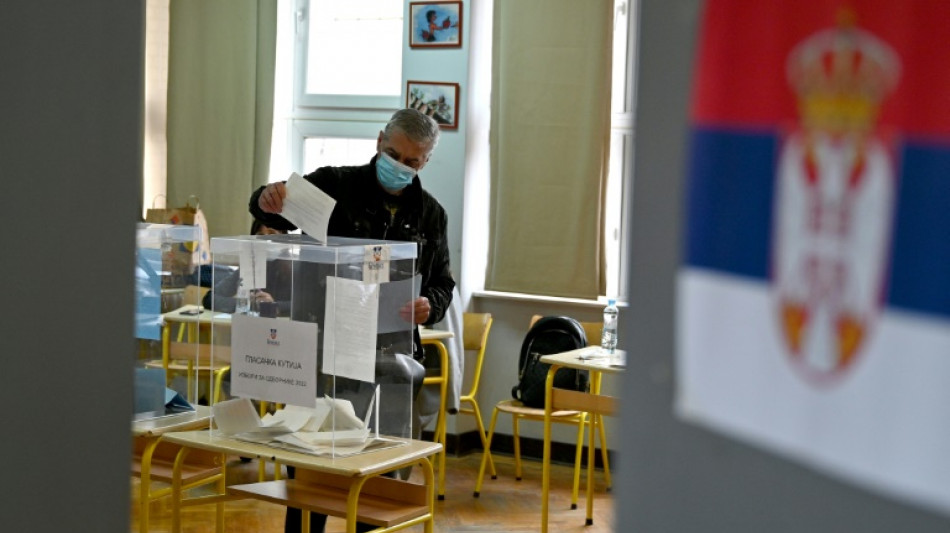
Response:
[677,0,950,515]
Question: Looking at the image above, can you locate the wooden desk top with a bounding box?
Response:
[540,347,627,375]
[162,430,442,477]
[419,327,453,341]
[132,405,213,438]
[163,305,232,326]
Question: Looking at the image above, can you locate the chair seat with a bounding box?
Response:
[494,399,581,418]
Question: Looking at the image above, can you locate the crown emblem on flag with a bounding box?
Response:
[786,9,900,135]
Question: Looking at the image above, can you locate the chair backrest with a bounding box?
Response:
[580,321,602,347]
[462,312,493,399]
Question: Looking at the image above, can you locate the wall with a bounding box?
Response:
[403,1,470,279]
[614,0,950,531]
[0,1,141,531]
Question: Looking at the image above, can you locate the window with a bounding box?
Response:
[270,0,403,182]
[303,2,402,98]
[296,0,403,108]
[271,0,637,301]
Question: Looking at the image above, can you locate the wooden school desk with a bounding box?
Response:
[131,406,221,533]
[161,430,442,533]
[540,347,625,533]
[148,305,232,403]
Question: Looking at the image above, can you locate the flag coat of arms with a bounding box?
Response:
[678,0,950,515]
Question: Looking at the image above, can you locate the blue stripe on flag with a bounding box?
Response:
[685,129,950,319]
[684,128,777,280]
[889,143,950,318]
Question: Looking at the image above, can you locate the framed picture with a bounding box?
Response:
[409,1,462,48]
[406,81,460,130]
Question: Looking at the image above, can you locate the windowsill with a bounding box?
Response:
[472,290,626,308]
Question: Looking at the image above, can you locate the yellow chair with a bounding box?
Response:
[422,312,496,500]
[474,316,612,509]
[457,313,498,482]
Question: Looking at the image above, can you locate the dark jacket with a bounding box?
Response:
[249,157,455,327]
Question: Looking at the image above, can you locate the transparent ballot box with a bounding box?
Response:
[208,234,420,457]
[134,223,205,421]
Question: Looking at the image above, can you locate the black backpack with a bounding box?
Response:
[511,316,590,408]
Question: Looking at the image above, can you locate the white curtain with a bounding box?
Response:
[486,0,614,298]
[166,0,277,237]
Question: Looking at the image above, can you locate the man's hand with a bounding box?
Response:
[250,290,274,305]
[258,182,287,214]
[399,296,431,325]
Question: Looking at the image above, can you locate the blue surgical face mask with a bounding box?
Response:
[376,152,416,191]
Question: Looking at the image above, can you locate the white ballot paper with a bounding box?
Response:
[212,398,311,440]
[238,240,269,290]
[230,314,318,407]
[212,397,263,435]
[275,392,376,447]
[281,172,336,243]
[377,274,421,334]
[213,393,402,457]
[322,276,379,383]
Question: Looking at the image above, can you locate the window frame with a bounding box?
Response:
[603,0,637,300]
[288,119,387,175]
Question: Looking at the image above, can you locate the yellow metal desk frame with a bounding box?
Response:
[131,406,221,533]
[540,348,625,533]
[161,430,442,533]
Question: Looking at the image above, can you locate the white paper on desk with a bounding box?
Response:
[575,346,607,360]
[272,434,404,457]
[377,275,421,334]
[293,402,331,432]
[323,395,367,430]
[285,428,370,446]
[281,172,336,243]
[273,433,369,454]
[261,408,312,433]
[322,276,378,383]
[239,241,269,290]
[212,398,263,434]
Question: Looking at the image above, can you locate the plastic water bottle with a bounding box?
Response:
[601,299,619,353]
[234,283,250,315]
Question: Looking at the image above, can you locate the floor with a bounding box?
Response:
[130,451,615,532]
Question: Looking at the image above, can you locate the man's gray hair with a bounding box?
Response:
[383,108,441,151]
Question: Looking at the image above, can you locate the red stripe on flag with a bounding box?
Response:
[691,0,950,138]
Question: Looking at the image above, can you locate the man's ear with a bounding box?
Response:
[376,131,385,151]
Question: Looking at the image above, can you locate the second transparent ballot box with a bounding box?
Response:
[208,234,420,457]
[134,223,204,421]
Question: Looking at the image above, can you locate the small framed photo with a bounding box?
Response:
[406,81,460,130]
[409,1,462,48]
